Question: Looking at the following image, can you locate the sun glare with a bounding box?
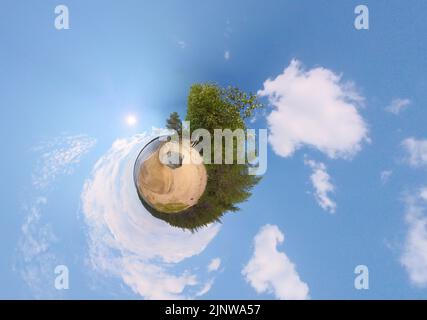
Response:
[125,115,137,126]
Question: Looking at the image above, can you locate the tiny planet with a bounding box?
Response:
[134,136,207,214]
[132,84,262,231]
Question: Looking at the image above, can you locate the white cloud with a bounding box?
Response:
[224,50,230,60]
[207,258,221,272]
[305,159,336,213]
[20,197,53,261]
[381,170,393,184]
[196,279,214,297]
[119,256,198,300]
[16,197,60,298]
[32,134,96,189]
[402,138,427,167]
[401,189,427,287]
[82,133,221,299]
[242,224,309,300]
[17,134,96,298]
[177,40,186,49]
[385,98,411,115]
[258,59,369,159]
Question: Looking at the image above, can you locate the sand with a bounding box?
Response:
[137,142,207,213]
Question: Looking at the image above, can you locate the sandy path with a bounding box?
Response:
[137,142,207,213]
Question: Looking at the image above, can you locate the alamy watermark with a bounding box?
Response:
[54,265,69,290]
[354,5,369,30]
[53,5,369,31]
[354,264,369,290]
[55,5,70,30]
[154,121,268,176]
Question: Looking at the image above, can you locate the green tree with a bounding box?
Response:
[186,84,262,132]
[166,111,182,135]
[150,83,263,231]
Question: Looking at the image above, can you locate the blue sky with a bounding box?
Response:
[1,0,427,299]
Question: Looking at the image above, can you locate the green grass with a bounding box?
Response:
[154,202,189,213]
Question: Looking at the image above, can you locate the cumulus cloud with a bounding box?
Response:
[258,59,369,159]
[242,224,309,300]
[402,138,427,167]
[385,98,411,115]
[81,134,221,299]
[304,159,336,213]
[207,258,221,272]
[401,189,427,287]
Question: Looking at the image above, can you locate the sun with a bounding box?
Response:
[125,115,137,126]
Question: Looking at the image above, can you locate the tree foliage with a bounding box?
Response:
[166,111,182,135]
[186,84,262,132]
[150,83,263,231]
